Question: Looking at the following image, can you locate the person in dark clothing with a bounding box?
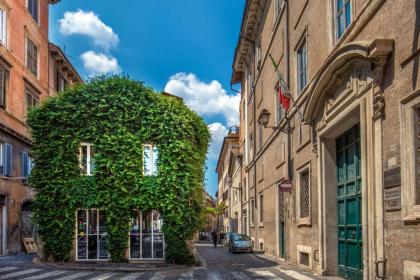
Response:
[212,231,218,248]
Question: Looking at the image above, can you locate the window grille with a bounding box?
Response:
[300,252,310,266]
[300,169,310,218]
[415,107,420,204]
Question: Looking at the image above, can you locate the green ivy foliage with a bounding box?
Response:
[28,76,210,264]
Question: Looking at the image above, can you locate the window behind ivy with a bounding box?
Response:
[143,144,158,176]
[79,143,95,176]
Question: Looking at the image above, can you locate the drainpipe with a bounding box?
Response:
[285,0,291,260]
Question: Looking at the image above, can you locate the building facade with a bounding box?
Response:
[230,0,420,279]
[0,0,60,255]
[216,128,240,233]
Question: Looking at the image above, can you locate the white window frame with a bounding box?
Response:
[258,193,264,226]
[79,143,94,176]
[0,6,7,46]
[75,209,108,261]
[255,41,262,73]
[274,0,284,21]
[143,144,158,176]
[296,163,311,226]
[400,90,420,221]
[129,210,165,260]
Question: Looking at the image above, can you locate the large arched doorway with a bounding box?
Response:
[20,200,36,251]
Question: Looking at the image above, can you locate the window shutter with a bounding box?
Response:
[0,68,6,107]
[4,143,12,176]
[22,151,29,178]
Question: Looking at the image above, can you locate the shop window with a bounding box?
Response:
[334,0,352,40]
[130,210,164,259]
[143,144,158,176]
[27,0,39,23]
[79,143,95,176]
[297,165,311,225]
[76,209,108,260]
[26,37,38,77]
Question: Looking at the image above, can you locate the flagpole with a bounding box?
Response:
[269,53,304,122]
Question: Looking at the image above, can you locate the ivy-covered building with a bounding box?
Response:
[28,77,209,263]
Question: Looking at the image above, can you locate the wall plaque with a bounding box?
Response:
[383,166,401,188]
[384,186,401,211]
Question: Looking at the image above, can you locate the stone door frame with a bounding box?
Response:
[303,40,393,279]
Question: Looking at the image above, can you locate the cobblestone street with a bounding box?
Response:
[0,243,323,280]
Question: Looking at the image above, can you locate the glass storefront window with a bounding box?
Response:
[77,209,108,260]
[130,210,164,259]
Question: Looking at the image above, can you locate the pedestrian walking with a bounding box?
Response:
[212,231,218,248]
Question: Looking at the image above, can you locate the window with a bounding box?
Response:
[259,193,264,224]
[274,0,283,19]
[0,8,7,46]
[297,38,308,92]
[249,133,254,160]
[0,63,9,108]
[26,89,38,115]
[130,210,164,259]
[255,41,262,72]
[335,0,352,40]
[401,93,420,220]
[27,0,39,23]
[143,144,158,176]
[79,143,95,176]
[21,151,33,178]
[297,166,311,225]
[76,209,108,260]
[258,122,263,150]
[250,198,255,226]
[3,143,11,176]
[56,73,68,93]
[26,37,38,76]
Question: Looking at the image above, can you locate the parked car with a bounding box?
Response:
[228,234,253,254]
[224,232,234,246]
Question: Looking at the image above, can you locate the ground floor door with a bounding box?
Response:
[336,125,363,280]
[278,191,285,258]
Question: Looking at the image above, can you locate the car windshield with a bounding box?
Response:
[233,234,250,241]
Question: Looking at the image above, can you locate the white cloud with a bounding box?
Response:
[80,51,121,74]
[164,73,240,126]
[59,10,119,51]
[208,122,229,160]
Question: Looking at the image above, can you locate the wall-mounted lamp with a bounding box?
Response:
[258,109,294,134]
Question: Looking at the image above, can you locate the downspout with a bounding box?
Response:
[285,0,291,261]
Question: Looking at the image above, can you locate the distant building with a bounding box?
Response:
[0,0,60,255]
[216,126,240,233]
[48,42,83,96]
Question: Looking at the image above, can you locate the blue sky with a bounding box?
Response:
[49,1,245,197]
